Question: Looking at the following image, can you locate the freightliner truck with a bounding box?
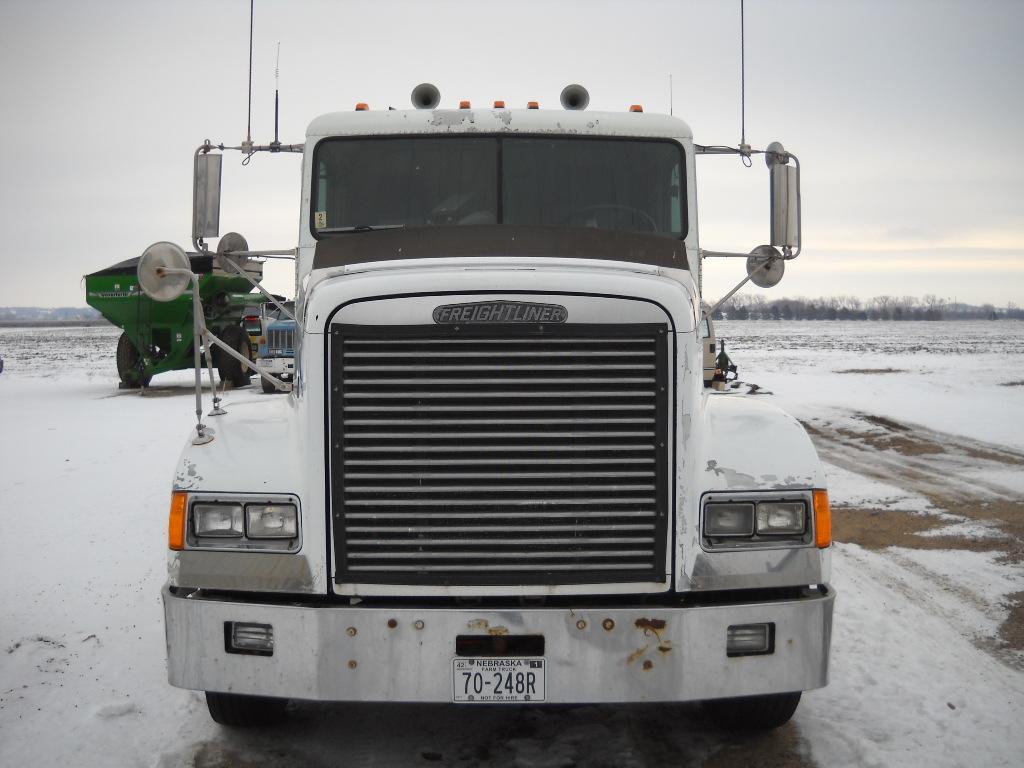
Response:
[153,83,833,730]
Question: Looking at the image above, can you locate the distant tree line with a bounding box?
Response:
[709,295,1023,321]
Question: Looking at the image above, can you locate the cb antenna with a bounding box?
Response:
[738,0,751,165]
[271,42,281,151]
[242,0,255,161]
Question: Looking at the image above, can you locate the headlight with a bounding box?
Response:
[246,504,298,539]
[193,503,244,537]
[183,495,301,551]
[755,501,806,535]
[702,493,814,548]
[704,502,755,536]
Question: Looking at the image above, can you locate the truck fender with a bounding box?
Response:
[698,395,826,492]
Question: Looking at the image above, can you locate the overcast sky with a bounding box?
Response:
[1,0,1021,308]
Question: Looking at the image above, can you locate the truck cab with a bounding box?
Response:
[159,92,832,729]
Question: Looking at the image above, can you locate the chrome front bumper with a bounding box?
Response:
[255,357,294,376]
[163,586,834,703]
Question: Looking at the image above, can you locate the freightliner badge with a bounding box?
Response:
[433,301,568,324]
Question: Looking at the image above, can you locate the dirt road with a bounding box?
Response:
[804,411,1024,666]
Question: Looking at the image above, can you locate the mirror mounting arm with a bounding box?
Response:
[191,140,305,254]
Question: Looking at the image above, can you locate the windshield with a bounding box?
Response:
[313,136,686,238]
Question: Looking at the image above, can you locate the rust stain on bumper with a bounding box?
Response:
[629,617,671,666]
[634,618,666,631]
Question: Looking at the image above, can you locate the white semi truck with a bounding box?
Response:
[147,84,833,730]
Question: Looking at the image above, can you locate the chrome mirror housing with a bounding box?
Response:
[766,141,800,252]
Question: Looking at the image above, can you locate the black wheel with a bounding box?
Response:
[262,376,277,394]
[116,332,152,388]
[205,691,287,727]
[703,691,801,731]
[214,325,253,387]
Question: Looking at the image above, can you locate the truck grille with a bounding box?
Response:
[268,327,295,356]
[329,323,670,586]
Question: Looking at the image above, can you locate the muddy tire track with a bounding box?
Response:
[802,411,1024,560]
[802,410,1024,663]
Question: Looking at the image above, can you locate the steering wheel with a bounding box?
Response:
[565,204,659,232]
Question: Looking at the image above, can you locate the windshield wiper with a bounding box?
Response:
[318,224,406,235]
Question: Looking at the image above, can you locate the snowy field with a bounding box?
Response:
[1,321,1023,767]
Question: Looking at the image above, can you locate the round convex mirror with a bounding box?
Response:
[137,242,191,301]
[215,231,250,271]
[746,244,785,288]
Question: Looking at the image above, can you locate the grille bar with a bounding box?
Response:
[345,403,656,412]
[345,350,655,358]
[350,563,652,572]
[343,497,656,507]
[345,471,653,479]
[346,510,658,520]
[343,390,655,399]
[348,550,654,560]
[344,458,656,466]
[330,322,670,586]
[344,419,655,427]
[346,524,656,533]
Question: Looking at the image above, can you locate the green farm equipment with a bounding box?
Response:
[85,253,264,388]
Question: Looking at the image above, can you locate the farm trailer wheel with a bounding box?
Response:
[115,332,152,388]
[214,326,254,387]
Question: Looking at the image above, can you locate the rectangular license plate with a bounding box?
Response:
[452,658,545,702]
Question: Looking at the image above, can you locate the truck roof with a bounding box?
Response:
[306,108,694,141]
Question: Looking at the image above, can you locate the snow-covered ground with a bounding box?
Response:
[1,321,1022,767]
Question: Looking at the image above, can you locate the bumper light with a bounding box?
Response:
[727,623,774,657]
[193,503,244,537]
[704,502,755,536]
[226,621,274,655]
[246,504,298,539]
[755,501,806,535]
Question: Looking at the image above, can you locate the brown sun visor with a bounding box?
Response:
[312,225,689,271]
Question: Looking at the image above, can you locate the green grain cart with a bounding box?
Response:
[85,253,264,388]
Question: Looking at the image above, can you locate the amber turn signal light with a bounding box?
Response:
[169,491,188,551]
[354,103,369,111]
[813,490,831,548]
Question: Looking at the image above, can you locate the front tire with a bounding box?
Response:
[214,326,253,387]
[205,691,287,727]
[115,332,152,388]
[262,376,277,394]
[703,691,802,731]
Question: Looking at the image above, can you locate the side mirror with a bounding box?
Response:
[193,152,222,241]
[766,141,800,252]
